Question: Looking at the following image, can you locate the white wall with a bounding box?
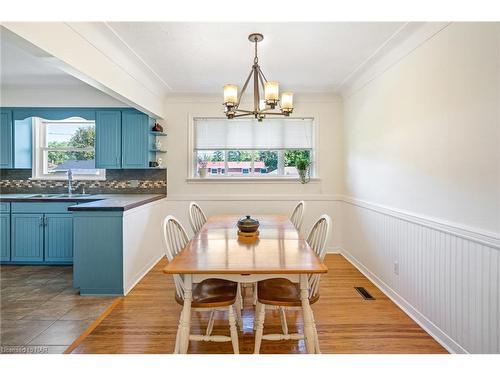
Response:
[343,22,499,234]
[161,93,344,249]
[341,23,500,353]
[0,85,126,107]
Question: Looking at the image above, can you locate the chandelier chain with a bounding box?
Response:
[254,38,258,64]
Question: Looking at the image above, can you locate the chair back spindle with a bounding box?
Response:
[162,215,190,300]
[290,201,305,231]
[189,202,208,234]
[306,214,332,299]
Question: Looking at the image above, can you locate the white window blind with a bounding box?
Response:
[194,118,313,150]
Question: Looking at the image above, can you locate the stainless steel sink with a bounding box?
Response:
[57,194,93,197]
[27,194,93,198]
[28,194,64,198]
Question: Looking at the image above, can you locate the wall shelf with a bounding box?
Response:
[150,131,167,136]
[149,149,167,153]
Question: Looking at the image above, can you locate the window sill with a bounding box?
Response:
[186,177,320,184]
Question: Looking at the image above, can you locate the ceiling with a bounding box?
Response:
[107,22,407,93]
[0,28,88,87]
[1,22,418,96]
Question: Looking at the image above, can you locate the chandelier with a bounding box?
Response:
[223,33,294,121]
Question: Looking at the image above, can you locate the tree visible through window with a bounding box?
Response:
[193,117,314,178]
[32,117,105,180]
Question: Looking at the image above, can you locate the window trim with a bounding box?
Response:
[188,116,318,181]
[31,117,106,181]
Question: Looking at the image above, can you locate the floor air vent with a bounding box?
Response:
[354,287,375,300]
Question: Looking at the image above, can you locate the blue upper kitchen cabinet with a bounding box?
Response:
[14,117,33,168]
[121,111,149,168]
[11,213,44,263]
[95,110,122,169]
[0,110,13,168]
[44,213,73,263]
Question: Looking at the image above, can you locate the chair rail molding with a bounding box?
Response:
[340,195,499,249]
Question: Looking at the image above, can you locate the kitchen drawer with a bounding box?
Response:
[11,202,77,213]
[0,202,10,213]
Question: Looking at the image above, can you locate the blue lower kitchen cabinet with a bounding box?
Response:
[7,202,76,264]
[11,213,44,263]
[44,214,73,263]
[0,213,10,261]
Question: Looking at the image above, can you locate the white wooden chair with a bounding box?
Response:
[188,202,244,310]
[189,201,207,234]
[290,200,305,231]
[253,214,332,354]
[162,215,242,354]
[251,200,307,306]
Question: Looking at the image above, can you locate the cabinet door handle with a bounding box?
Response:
[44,217,48,226]
[39,217,43,226]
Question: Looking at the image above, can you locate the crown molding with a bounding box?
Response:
[339,22,451,98]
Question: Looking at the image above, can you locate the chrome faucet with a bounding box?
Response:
[67,169,74,195]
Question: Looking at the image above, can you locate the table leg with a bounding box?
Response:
[300,274,315,354]
[179,274,193,354]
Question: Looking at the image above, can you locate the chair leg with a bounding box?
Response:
[279,307,288,335]
[228,305,239,354]
[253,299,262,331]
[206,310,215,336]
[253,302,266,354]
[237,283,244,310]
[235,294,243,331]
[252,282,258,305]
[174,310,183,354]
[311,309,321,354]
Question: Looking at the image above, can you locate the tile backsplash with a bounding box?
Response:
[0,169,167,194]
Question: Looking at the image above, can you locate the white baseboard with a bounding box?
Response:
[339,248,468,354]
[326,246,342,254]
[124,253,164,295]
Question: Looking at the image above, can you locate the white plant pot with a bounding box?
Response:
[198,168,208,178]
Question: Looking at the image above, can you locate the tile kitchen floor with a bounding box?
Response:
[0,265,115,354]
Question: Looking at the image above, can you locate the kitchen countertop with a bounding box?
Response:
[0,194,166,211]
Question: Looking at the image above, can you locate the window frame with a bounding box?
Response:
[188,116,318,181]
[31,117,106,181]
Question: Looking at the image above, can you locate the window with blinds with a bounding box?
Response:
[192,118,314,178]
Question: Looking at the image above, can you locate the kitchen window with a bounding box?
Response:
[191,117,314,179]
[32,117,105,180]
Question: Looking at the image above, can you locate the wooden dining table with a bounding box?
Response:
[163,214,328,354]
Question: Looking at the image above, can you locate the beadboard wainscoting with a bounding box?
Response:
[340,196,500,354]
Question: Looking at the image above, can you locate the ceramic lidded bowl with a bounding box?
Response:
[237,215,260,233]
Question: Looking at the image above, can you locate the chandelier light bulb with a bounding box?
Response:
[264,81,279,102]
[223,84,238,106]
[281,92,294,114]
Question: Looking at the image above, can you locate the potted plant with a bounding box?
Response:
[295,157,311,184]
[198,155,209,178]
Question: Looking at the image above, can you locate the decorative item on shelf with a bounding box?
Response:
[237,215,260,243]
[198,155,209,178]
[152,121,163,132]
[157,158,163,167]
[149,161,159,168]
[154,139,162,150]
[223,33,294,121]
[295,157,311,184]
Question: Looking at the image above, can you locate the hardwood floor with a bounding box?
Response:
[68,254,448,354]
